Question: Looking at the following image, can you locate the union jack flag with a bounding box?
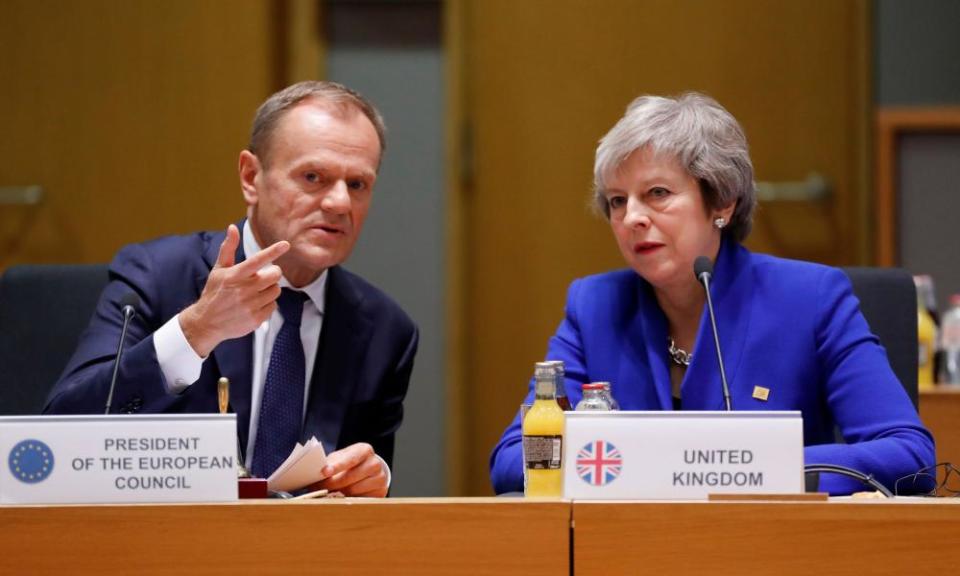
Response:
[576,440,623,486]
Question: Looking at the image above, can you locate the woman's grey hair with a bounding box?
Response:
[248,80,387,167]
[593,92,757,242]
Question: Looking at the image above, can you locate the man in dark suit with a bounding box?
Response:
[44,81,418,497]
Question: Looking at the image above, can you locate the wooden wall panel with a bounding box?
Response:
[455,0,870,495]
[0,0,275,267]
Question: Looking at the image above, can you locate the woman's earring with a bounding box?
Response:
[713,217,727,230]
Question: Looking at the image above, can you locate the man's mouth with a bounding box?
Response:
[313,224,345,235]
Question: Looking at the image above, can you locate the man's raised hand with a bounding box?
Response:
[180,224,290,357]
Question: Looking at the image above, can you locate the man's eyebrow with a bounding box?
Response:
[351,168,377,180]
[289,159,325,171]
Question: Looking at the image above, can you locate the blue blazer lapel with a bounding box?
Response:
[639,284,674,411]
[206,220,254,454]
[682,239,755,410]
[615,277,673,411]
[302,266,372,454]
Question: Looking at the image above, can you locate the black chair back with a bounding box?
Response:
[0,264,108,414]
[843,267,919,409]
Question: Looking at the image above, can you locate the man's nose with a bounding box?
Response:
[321,180,351,213]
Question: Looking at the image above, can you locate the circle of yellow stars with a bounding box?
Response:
[10,441,53,483]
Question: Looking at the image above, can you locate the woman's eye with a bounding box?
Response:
[608,196,627,210]
[648,187,670,199]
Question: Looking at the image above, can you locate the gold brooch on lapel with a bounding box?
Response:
[752,386,770,401]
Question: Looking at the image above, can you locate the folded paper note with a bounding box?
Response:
[267,436,328,493]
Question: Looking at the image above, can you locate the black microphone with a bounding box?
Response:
[105,293,140,414]
[694,256,732,411]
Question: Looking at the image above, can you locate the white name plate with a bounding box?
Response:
[0,414,238,504]
[563,411,803,500]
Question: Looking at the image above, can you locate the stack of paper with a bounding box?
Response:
[267,436,328,493]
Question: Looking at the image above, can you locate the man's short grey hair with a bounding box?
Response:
[593,92,757,242]
[248,80,387,167]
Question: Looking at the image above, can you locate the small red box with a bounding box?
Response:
[238,478,268,499]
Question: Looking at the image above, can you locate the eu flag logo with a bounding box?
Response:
[8,439,54,484]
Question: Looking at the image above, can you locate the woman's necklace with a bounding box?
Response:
[667,337,692,367]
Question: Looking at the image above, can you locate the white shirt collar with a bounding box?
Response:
[242,221,327,314]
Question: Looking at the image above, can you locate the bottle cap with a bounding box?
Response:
[534,362,555,379]
[582,383,605,391]
[544,359,565,376]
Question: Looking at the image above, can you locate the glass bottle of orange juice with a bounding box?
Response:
[523,362,565,497]
[915,276,937,389]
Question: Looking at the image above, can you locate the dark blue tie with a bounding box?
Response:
[252,288,309,478]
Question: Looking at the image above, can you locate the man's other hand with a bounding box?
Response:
[314,443,388,497]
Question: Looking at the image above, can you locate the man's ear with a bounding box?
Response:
[239,150,262,206]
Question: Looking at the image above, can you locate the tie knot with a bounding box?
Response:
[277,288,308,325]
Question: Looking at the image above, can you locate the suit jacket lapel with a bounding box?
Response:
[615,276,673,411]
[303,266,373,454]
[206,220,254,454]
[638,283,674,411]
[682,239,755,410]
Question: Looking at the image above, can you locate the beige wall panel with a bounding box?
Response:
[459,0,868,494]
[0,0,274,266]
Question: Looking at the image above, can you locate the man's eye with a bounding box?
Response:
[348,180,368,191]
[305,172,320,183]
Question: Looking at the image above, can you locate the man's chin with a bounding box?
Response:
[276,247,343,282]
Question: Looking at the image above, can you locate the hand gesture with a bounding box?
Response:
[180,224,290,357]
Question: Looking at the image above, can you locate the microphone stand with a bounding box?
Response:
[104,301,136,414]
[695,257,732,411]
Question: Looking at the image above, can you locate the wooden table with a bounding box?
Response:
[920,387,960,480]
[4,498,958,575]
[574,499,960,575]
[0,498,570,575]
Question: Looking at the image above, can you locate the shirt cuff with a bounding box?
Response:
[154,313,205,394]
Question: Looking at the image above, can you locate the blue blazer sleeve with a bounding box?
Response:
[805,267,934,494]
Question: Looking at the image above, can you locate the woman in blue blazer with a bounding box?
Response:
[490,93,934,495]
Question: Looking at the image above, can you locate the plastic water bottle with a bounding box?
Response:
[941,295,960,385]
